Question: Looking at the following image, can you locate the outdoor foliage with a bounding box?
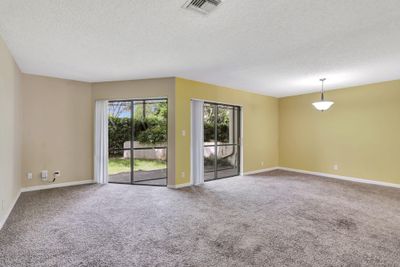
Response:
[108,102,235,154]
[108,117,131,152]
[108,102,167,153]
[204,106,232,143]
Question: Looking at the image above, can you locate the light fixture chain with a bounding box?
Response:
[320,78,326,101]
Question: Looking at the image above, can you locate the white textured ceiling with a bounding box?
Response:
[0,0,400,97]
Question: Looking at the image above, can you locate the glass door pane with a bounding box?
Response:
[132,100,168,186]
[204,103,216,143]
[217,106,233,144]
[133,148,167,185]
[217,145,239,179]
[108,150,132,183]
[217,105,240,178]
[203,103,217,180]
[108,101,132,183]
[204,146,216,181]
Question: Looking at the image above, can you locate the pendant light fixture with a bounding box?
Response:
[312,78,334,111]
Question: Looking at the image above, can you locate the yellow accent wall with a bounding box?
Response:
[279,80,400,184]
[175,78,279,185]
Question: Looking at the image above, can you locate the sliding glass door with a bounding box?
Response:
[108,99,167,186]
[204,102,240,181]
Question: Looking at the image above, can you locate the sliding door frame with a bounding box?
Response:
[204,101,241,181]
[108,98,168,186]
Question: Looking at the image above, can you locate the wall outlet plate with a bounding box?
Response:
[27,173,33,180]
[41,170,48,181]
[333,164,339,171]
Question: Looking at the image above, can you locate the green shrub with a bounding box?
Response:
[109,117,131,153]
[108,102,167,152]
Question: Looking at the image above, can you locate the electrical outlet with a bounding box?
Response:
[181,171,185,178]
[181,130,186,137]
[27,172,33,180]
[333,164,339,171]
[41,170,48,181]
[261,161,264,166]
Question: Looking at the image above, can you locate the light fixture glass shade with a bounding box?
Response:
[312,100,334,111]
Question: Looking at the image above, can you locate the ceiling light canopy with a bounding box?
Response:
[312,78,334,111]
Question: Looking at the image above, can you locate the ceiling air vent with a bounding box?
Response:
[182,0,223,14]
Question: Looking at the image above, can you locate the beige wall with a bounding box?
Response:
[21,74,93,187]
[20,76,275,188]
[175,78,279,185]
[16,74,400,189]
[279,80,400,184]
[0,37,22,227]
[12,64,400,190]
[92,78,176,185]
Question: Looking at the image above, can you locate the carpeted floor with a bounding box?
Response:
[1,170,399,266]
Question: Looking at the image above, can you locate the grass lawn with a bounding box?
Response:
[108,157,166,175]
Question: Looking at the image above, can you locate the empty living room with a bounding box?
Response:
[1,1,399,266]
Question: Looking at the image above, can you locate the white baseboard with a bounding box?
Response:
[242,166,400,189]
[21,179,95,192]
[242,167,279,176]
[279,167,400,189]
[168,182,192,189]
[0,190,21,230]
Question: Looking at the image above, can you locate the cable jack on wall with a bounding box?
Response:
[50,171,61,183]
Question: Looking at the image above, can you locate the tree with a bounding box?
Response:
[109,102,130,117]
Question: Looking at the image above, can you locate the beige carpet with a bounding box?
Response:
[1,170,399,266]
